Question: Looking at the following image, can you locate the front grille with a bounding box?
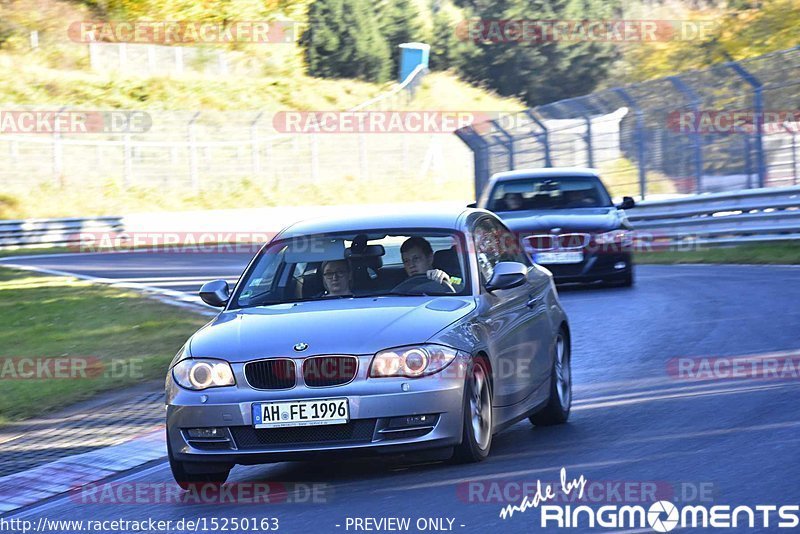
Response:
[302,356,358,387]
[230,419,377,449]
[245,359,296,390]
[526,233,590,251]
[558,233,590,249]
[527,235,554,250]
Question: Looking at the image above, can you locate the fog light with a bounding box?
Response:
[614,261,627,270]
[387,414,438,429]
[186,427,224,438]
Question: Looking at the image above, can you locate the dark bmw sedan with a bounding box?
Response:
[477,168,636,286]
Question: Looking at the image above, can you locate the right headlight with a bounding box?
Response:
[172,358,235,390]
[369,344,458,378]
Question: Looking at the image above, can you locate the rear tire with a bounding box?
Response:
[451,358,493,463]
[167,432,231,490]
[529,329,571,426]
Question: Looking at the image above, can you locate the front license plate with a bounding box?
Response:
[535,251,584,264]
[252,398,349,429]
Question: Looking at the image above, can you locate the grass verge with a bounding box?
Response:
[636,241,800,265]
[0,267,208,425]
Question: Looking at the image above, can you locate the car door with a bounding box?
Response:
[474,217,551,407]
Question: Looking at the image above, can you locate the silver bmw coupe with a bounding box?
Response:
[166,208,571,487]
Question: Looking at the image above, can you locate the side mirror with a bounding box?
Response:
[467,202,477,208]
[485,262,527,292]
[199,280,230,307]
[616,196,635,210]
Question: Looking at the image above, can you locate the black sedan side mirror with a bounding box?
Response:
[616,196,635,210]
[485,262,528,292]
[199,280,230,307]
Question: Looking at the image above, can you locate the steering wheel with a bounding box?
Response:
[391,274,456,295]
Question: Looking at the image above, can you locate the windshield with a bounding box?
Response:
[487,176,613,211]
[230,230,471,309]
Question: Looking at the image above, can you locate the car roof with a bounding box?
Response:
[276,207,492,239]
[490,167,600,182]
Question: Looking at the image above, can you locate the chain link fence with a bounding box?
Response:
[0,66,473,193]
[456,46,800,200]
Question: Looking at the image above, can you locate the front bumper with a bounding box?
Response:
[166,354,468,465]
[536,251,633,283]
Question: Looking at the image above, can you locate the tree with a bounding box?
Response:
[376,0,424,74]
[456,0,620,106]
[429,3,472,71]
[301,0,391,82]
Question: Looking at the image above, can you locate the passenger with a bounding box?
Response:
[320,259,353,296]
[503,192,524,210]
[400,237,450,287]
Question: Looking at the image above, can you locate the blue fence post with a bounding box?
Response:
[524,109,551,166]
[668,76,704,193]
[455,124,491,200]
[491,119,515,170]
[614,87,647,200]
[727,61,766,189]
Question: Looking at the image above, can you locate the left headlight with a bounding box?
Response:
[594,230,632,245]
[172,359,236,390]
[369,344,458,378]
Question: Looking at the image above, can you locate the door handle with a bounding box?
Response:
[526,294,542,308]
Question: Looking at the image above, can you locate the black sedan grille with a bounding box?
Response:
[230,420,376,449]
[302,356,358,387]
[245,359,296,390]
[526,233,590,251]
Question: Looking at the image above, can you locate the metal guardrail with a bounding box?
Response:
[629,186,800,247]
[1,186,797,251]
[0,216,124,248]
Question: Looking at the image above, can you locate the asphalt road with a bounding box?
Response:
[2,254,800,533]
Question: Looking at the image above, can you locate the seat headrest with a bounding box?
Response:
[433,246,461,277]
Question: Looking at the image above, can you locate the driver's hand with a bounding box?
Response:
[426,269,450,285]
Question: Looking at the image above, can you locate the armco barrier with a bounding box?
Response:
[629,185,800,247]
[0,188,797,251]
[0,216,123,248]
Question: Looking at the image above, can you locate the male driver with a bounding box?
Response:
[400,237,450,287]
[320,259,353,296]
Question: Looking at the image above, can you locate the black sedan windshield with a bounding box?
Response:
[488,176,613,211]
[231,230,470,308]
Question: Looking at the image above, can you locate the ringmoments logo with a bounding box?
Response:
[499,468,800,531]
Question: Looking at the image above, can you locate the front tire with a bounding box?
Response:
[529,329,571,426]
[451,358,493,463]
[167,432,231,490]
